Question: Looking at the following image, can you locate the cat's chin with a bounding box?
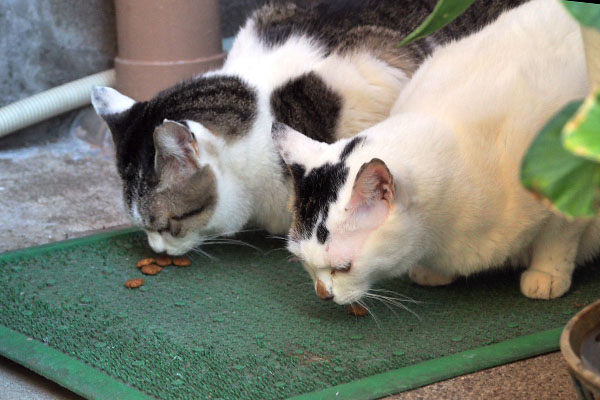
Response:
[163,247,193,256]
[330,288,366,306]
[145,231,199,256]
[148,240,193,256]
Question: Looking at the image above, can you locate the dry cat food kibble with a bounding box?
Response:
[155,256,173,266]
[125,278,145,288]
[172,257,191,267]
[348,303,368,316]
[136,258,156,268]
[141,264,162,275]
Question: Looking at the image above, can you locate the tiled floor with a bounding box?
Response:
[0,110,578,399]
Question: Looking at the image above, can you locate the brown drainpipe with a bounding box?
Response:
[114,0,225,101]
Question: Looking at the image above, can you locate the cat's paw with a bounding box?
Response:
[409,266,455,287]
[520,270,571,300]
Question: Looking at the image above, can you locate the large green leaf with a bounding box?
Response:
[561,1,600,31]
[562,90,600,162]
[521,101,600,218]
[398,0,476,47]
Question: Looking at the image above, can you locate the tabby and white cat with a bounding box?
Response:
[92,0,527,255]
[273,0,597,303]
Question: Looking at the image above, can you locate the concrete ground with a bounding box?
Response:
[0,109,577,399]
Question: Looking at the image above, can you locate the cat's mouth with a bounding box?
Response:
[315,283,363,306]
[315,280,369,314]
[332,294,361,306]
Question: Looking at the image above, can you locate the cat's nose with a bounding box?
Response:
[316,280,333,301]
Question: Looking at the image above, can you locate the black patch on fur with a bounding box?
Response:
[254,0,529,66]
[340,136,365,160]
[255,1,431,51]
[102,76,257,217]
[278,155,291,179]
[270,72,342,145]
[289,136,365,243]
[432,0,531,41]
[289,162,346,243]
[316,222,329,244]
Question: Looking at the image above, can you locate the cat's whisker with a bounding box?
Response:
[356,297,381,328]
[369,293,421,307]
[283,254,300,262]
[368,288,420,303]
[263,247,290,256]
[203,228,262,241]
[235,228,262,234]
[364,292,402,321]
[369,293,418,307]
[364,292,422,320]
[266,235,289,241]
[191,247,219,262]
[202,239,264,253]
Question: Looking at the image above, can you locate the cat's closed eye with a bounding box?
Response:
[332,262,351,274]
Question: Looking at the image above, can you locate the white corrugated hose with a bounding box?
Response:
[0,69,115,138]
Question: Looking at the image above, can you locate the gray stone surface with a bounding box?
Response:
[388,352,576,400]
[0,107,128,253]
[0,0,116,107]
[0,0,117,148]
[0,357,82,400]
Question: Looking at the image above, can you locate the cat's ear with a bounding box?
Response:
[91,86,136,119]
[347,159,400,226]
[153,120,200,180]
[91,87,137,140]
[271,122,327,167]
[350,158,395,206]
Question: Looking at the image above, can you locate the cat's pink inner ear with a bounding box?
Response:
[153,120,199,178]
[349,158,395,209]
[154,120,197,161]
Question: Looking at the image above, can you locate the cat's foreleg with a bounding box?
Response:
[409,265,456,287]
[520,216,587,299]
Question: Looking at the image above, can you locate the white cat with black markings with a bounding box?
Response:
[273,0,598,303]
[91,0,526,255]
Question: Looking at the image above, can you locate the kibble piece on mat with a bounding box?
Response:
[141,264,162,275]
[348,303,368,316]
[173,257,191,267]
[155,256,173,266]
[136,258,155,268]
[125,278,145,288]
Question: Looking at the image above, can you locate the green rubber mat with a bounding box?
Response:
[1,229,598,400]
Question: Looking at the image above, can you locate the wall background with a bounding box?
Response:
[0,0,116,107]
[0,0,276,145]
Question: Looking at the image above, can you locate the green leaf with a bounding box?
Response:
[521,101,600,218]
[562,90,600,162]
[399,0,476,47]
[561,1,600,31]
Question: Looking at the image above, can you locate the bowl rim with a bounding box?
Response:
[560,299,600,391]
